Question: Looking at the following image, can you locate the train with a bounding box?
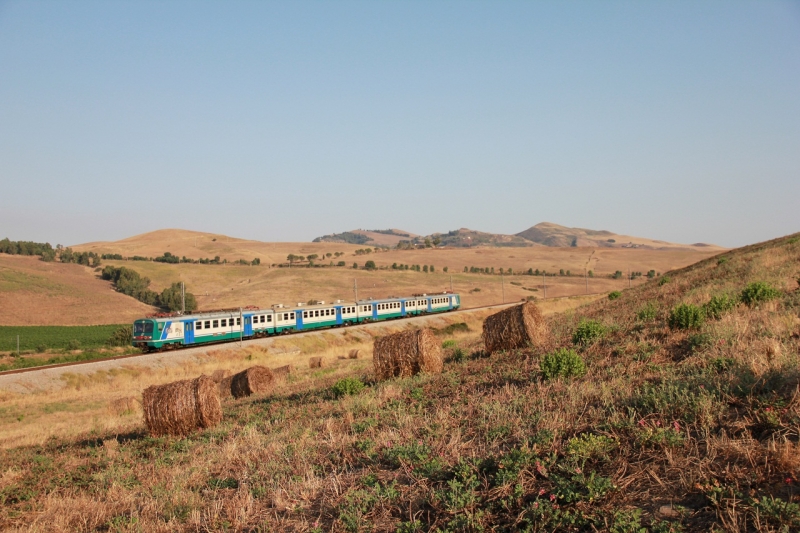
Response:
[132,292,461,351]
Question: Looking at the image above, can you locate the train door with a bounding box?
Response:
[335,307,343,325]
[183,321,195,344]
[244,316,253,336]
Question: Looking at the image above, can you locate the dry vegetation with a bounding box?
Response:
[1,233,798,532]
[0,255,154,325]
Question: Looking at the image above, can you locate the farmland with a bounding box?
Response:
[0,325,124,353]
[0,233,797,531]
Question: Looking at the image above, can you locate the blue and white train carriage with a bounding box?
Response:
[132,292,461,351]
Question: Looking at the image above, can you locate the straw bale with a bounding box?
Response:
[348,349,360,359]
[231,366,275,399]
[211,369,230,383]
[309,356,323,368]
[272,364,293,381]
[482,301,549,355]
[109,396,140,416]
[142,375,222,437]
[218,375,234,400]
[373,328,442,381]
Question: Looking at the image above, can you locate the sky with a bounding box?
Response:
[1,1,798,248]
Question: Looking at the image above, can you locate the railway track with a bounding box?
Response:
[0,293,602,378]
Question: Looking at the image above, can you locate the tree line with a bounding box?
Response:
[101,266,197,312]
[1,238,101,266]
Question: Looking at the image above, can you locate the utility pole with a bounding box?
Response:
[450,275,453,292]
[585,268,588,294]
[629,267,632,289]
[501,273,505,303]
[354,278,358,301]
[239,307,243,347]
[543,273,546,300]
[181,282,185,314]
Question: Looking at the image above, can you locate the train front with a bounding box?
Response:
[132,319,156,349]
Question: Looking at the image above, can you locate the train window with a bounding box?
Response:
[205,321,210,328]
[196,322,202,329]
[213,320,219,328]
[291,313,295,319]
[267,315,272,322]
[315,310,320,317]
[222,319,228,327]
[237,318,241,325]
[261,315,265,323]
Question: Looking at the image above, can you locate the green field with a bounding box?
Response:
[0,325,126,353]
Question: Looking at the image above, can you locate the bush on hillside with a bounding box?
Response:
[704,294,738,319]
[572,320,606,346]
[541,348,586,380]
[636,302,658,322]
[740,282,781,307]
[668,303,704,330]
[608,291,621,301]
[658,275,671,286]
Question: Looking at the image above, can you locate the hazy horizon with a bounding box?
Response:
[2,1,798,248]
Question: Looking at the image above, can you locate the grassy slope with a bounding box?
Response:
[0,234,798,531]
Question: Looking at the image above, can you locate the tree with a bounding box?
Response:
[430,265,434,272]
[432,237,441,247]
[365,260,376,270]
[353,262,358,269]
[307,254,318,262]
[443,266,448,273]
[252,258,260,265]
[423,265,428,273]
[463,266,468,272]
[287,254,296,266]
[424,238,432,248]
[159,283,198,313]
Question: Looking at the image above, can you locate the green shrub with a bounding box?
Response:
[442,339,457,349]
[450,347,466,363]
[668,304,704,330]
[740,281,781,307]
[331,377,365,398]
[607,291,621,301]
[658,275,670,286]
[688,332,713,353]
[704,293,737,319]
[572,320,606,346]
[636,302,658,321]
[541,348,586,380]
[106,325,133,347]
[566,433,616,461]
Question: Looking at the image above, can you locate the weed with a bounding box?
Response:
[741,281,781,307]
[541,349,586,380]
[608,291,622,301]
[688,332,713,353]
[668,304,704,330]
[572,320,606,346]
[331,377,365,398]
[750,495,800,528]
[449,347,466,363]
[658,275,670,286]
[704,293,737,319]
[207,477,238,490]
[636,302,658,322]
[609,508,646,533]
[566,433,616,461]
[442,339,457,349]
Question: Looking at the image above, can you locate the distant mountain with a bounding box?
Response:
[515,222,723,250]
[313,222,723,250]
[312,229,417,247]
[424,228,538,248]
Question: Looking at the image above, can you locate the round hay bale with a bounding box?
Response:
[211,369,230,383]
[373,328,442,381]
[142,375,222,437]
[272,364,293,381]
[231,366,274,399]
[218,375,234,400]
[348,349,360,359]
[482,301,549,355]
[109,396,140,416]
[309,356,323,369]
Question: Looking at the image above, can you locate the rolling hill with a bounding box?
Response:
[314,223,723,250]
[1,232,798,530]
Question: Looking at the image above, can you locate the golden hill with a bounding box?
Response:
[0,255,155,325]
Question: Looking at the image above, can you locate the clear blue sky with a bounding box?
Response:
[1,1,798,248]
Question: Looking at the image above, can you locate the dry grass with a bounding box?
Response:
[5,230,798,533]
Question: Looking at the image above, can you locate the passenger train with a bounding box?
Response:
[132,292,461,351]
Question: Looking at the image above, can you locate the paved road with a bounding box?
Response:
[0,303,516,394]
